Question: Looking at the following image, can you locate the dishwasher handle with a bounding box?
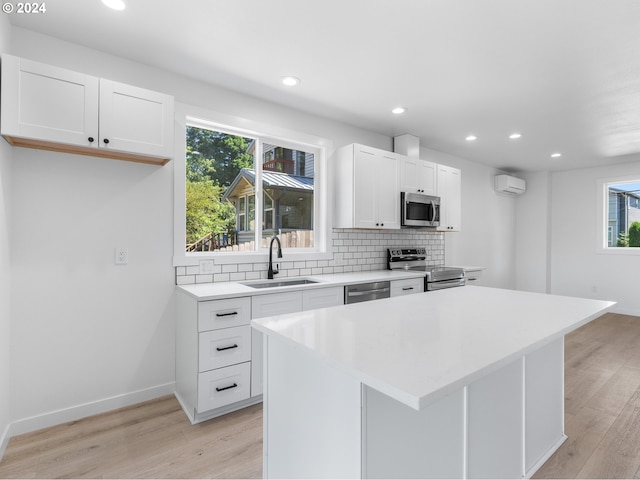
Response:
[347,287,390,297]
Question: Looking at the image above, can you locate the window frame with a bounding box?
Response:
[173,103,333,267]
[597,175,640,255]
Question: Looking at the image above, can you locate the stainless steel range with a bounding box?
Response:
[387,247,466,290]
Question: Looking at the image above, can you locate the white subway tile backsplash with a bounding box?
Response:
[175,228,445,285]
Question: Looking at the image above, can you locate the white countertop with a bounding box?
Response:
[252,286,615,410]
[447,265,486,271]
[177,269,426,301]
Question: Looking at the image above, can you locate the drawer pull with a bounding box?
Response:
[215,311,238,317]
[216,344,238,352]
[216,383,238,392]
[402,287,414,291]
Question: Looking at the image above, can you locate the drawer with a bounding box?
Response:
[199,325,251,372]
[465,270,483,283]
[302,286,344,310]
[198,297,251,332]
[390,277,424,297]
[197,362,251,412]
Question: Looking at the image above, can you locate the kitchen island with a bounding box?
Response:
[251,286,615,479]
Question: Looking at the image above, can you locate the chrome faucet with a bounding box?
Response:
[267,235,283,279]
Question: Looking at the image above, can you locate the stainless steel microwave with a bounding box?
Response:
[401,192,440,228]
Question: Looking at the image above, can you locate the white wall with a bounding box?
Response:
[548,160,640,315]
[0,14,13,458]
[424,148,518,288]
[515,171,551,293]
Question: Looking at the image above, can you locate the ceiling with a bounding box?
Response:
[8,0,640,173]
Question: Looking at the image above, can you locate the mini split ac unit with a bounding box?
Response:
[495,175,526,195]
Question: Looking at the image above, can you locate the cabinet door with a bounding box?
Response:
[99,79,174,159]
[251,292,303,397]
[437,165,462,231]
[376,152,400,229]
[400,157,437,196]
[353,146,379,228]
[1,54,99,147]
[302,286,344,310]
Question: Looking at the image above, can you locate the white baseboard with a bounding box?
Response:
[611,306,640,317]
[0,422,10,462]
[8,382,175,438]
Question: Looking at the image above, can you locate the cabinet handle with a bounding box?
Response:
[216,383,238,392]
[103,138,110,144]
[216,344,238,352]
[402,287,414,291]
[88,137,94,143]
[215,311,238,317]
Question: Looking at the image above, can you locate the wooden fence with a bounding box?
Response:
[187,230,313,252]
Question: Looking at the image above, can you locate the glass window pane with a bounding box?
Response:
[262,143,315,248]
[607,182,640,247]
[185,126,254,251]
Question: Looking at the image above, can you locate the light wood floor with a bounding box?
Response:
[1,312,639,479]
[0,397,262,479]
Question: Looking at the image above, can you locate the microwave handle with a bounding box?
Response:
[431,200,436,223]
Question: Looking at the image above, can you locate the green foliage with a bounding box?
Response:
[186,180,236,244]
[617,232,629,247]
[186,126,253,187]
[629,221,640,247]
[185,126,254,247]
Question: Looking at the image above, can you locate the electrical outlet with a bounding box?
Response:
[115,247,128,265]
[199,259,214,274]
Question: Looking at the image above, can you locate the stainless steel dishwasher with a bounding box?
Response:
[344,281,391,304]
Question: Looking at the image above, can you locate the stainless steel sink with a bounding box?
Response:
[241,278,320,289]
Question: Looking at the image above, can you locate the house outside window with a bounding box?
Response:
[603,180,640,248]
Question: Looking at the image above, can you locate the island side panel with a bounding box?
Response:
[524,338,565,474]
[362,386,465,479]
[263,334,362,479]
[467,357,524,479]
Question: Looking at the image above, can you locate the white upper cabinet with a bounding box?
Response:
[437,164,462,231]
[400,157,437,196]
[1,54,174,165]
[334,143,400,229]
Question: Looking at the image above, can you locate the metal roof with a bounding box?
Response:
[222,168,314,201]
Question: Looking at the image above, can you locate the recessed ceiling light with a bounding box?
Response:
[281,76,300,86]
[550,152,563,158]
[101,0,126,10]
[392,107,407,114]
[509,133,522,139]
[465,135,477,141]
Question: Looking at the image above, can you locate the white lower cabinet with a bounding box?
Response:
[175,292,257,424]
[176,285,347,423]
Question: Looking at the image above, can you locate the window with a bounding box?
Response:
[174,110,329,264]
[600,178,640,251]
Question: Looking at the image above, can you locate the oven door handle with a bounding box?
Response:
[427,278,466,290]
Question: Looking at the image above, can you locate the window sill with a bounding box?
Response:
[597,247,640,256]
[174,249,334,267]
